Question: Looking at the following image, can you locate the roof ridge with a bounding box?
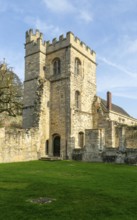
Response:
[101,98,130,117]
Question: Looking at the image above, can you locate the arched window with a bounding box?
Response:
[75,90,80,109]
[53,58,61,75]
[79,132,84,148]
[74,58,81,75]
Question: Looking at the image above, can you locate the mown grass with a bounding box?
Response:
[0,160,137,220]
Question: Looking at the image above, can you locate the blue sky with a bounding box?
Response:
[0,0,137,118]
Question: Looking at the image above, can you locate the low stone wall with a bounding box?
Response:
[0,128,40,163]
[125,127,137,148]
[102,148,137,164]
[72,126,137,164]
[82,129,104,162]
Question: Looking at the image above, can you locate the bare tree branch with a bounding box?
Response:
[0,61,23,117]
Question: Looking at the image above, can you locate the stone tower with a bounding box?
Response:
[23,29,46,128]
[23,30,96,159]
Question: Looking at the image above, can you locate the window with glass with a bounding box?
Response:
[53,58,61,75]
[75,58,81,75]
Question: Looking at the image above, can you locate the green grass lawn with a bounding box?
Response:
[0,160,137,220]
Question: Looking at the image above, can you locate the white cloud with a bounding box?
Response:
[113,92,137,100]
[0,1,23,13]
[98,56,137,78]
[127,39,137,54]
[107,87,137,100]
[25,17,62,36]
[78,10,93,23]
[42,0,93,23]
[42,0,74,13]
[10,4,24,14]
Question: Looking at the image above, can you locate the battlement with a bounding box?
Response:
[46,31,96,61]
[25,29,46,56]
[26,29,46,46]
[25,29,96,61]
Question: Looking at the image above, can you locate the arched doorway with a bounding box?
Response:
[53,135,60,157]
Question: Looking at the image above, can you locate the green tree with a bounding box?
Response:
[0,61,23,117]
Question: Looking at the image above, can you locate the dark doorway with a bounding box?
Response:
[45,140,49,155]
[53,136,60,157]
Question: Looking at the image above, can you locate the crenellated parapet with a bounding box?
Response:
[25,29,96,61]
[26,29,44,43]
[46,31,96,62]
[25,29,46,56]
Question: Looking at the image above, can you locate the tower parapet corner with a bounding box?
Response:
[65,32,95,59]
[25,29,44,44]
[66,31,74,39]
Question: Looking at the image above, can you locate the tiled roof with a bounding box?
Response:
[101,99,130,117]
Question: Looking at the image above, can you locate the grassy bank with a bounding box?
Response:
[0,160,137,219]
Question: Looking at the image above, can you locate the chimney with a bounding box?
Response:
[107,91,112,111]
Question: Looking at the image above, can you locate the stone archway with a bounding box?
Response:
[53,135,60,157]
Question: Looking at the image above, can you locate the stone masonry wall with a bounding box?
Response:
[45,46,71,158]
[70,46,96,148]
[23,30,46,128]
[38,80,50,157]
[82,129,104,162]
[125,127,137,148]
[109,111,137,126]
[0,128,40,163]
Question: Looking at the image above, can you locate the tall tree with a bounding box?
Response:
[0,61,23,117]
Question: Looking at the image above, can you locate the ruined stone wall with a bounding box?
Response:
[0,128,40,163]
[0,114,22,128]
[92,104,116,148]
[115,127,120,148]
[38,80,50,157]
[82,129,104,161]
[23,79,38,128]
[125,127,137,148]
[92,96,137,149]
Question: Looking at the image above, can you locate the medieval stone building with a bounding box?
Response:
[0,29,137,163]
[22,29,137,162]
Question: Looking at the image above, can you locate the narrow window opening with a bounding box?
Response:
[75,91,80,109]
[75,58,81,75]
[53,58,60,75]
[79,132,84,148]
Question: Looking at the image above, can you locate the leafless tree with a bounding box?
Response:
[0,61,23,116]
